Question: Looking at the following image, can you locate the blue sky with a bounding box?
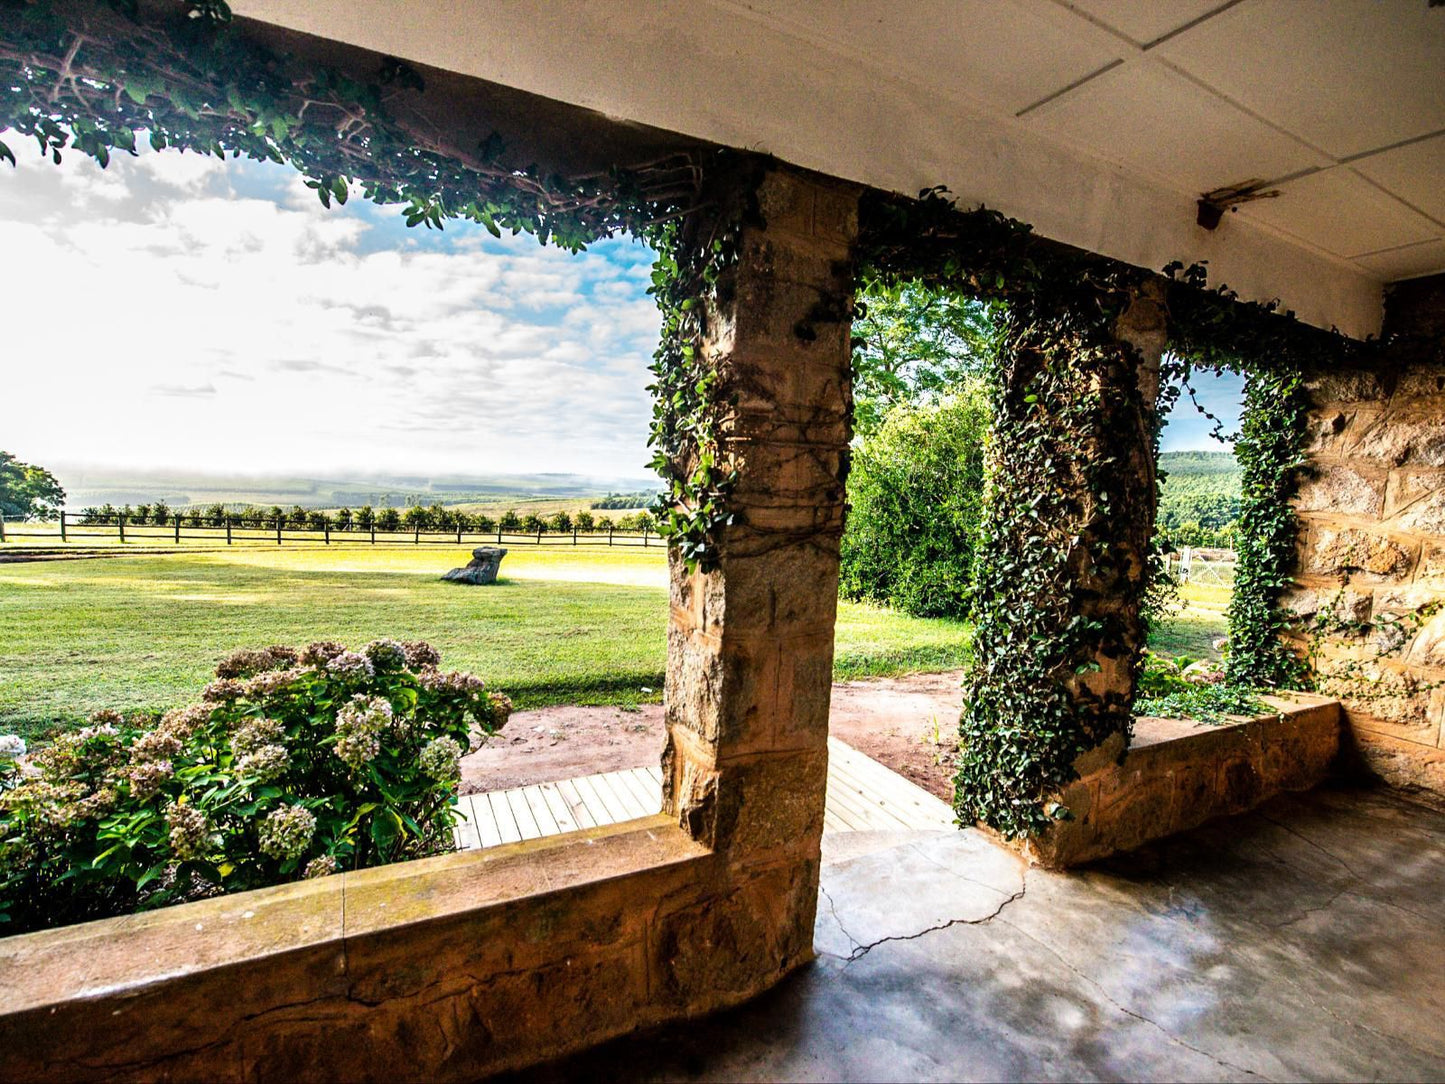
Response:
[0,142,661,478]
[1160,368,1243,451]
[0,140,1240,481]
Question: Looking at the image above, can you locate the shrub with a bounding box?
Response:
[376,507,401,532]
[0,640,510,937]
[547,511,573,534]
[498,510,521,531]
[573,510,595,532]
[840,384,989,619]
[521,513,546,533]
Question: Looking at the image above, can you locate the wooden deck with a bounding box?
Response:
[454,737,955,851]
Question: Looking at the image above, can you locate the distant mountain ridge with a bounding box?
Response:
[52,464,660,510]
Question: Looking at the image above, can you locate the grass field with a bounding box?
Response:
[0,546,974,742]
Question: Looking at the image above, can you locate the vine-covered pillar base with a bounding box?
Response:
[955,277,1167,844]
[661,165,859,974]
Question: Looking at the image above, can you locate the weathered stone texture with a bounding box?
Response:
[992,696,1342,869]
[1295,273,1445,792]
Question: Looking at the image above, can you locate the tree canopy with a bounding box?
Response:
[0,452,65,520]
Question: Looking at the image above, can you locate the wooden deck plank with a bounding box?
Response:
[522,785,560,836]
[538,781,581,835]
[487,790,522,844]
[614,768,662,814]
[594,771,648,820]
[827,775,911,832]
[506,787,543,840]
[555,777,600,829]
[571,773,624,826]
[828,761,929,831]
[452,794,482,851]
[473,792,503,849]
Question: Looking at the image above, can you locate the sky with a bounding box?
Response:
[0,140,1238,482]
[0,140,663,479]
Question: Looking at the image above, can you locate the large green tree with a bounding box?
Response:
[0,452,65,521]
[851,280,1000,436]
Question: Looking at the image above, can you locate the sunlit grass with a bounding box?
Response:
[0,546,971,741]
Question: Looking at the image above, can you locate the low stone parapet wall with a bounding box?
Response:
[992,695,1343,869]
[0,815,816,1082]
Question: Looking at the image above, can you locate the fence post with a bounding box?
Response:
[0,517,5,543]
[276,516,282,546]
[1180,546,1192,584]
[414,525,420,545]
[642,525,649,548]
[58,512,66,543]
[226,518,233,545]
[536,527,543,545]
[608,526,613,546]
[118,515,125,543]
[324,522,330,546]
[370,524,376,545]
[497,526,502,544]
[457,524,463,544]
[173,515,180,544]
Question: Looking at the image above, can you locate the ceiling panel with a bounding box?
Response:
[733,0,1125,114]
[1236,166,1439,259]
[1154,0,1445,159]
[1059,0,1225,47]
[1350,134,1445,227]
[1023,59,1327,194]
[1353,239,1445,283]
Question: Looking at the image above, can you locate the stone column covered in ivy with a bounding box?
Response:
[656,163,859,984]
[955,277,1167,840]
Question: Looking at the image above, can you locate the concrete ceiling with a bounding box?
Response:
[234,0,1445,337]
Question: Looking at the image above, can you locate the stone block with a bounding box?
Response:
[1349,413,1445,467]
[1304,367,1385,405]
[1393,362,1445,400]
[1383,467,1445,518]
[1305,526,1416,579]
[1407,611,1445,669]
[653,857,818,1013]
[709,748,830,855]
[1293,464,1386,517]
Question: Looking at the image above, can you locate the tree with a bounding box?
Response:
[0,452,65,520]
[851,280,1000,437]
[839,384,990,619]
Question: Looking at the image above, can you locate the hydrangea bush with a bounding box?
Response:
[0,640,510,936]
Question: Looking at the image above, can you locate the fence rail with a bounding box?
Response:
[1165,546,1237,586]
[0,512,662,549]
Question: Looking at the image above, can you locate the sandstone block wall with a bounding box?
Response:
[1290,274,1445,791]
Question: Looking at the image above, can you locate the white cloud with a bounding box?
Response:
[0,142,662,480]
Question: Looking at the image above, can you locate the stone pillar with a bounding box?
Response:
[1288,273,1445,791]
[959,276,1167,849]
[661,166,858,952]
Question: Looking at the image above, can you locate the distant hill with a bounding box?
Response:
[52,465,659,512]
[1157,450,1240,530]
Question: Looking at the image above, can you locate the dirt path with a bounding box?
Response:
[462,670,964,801]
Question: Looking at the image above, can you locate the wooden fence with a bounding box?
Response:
[0,512,661,549]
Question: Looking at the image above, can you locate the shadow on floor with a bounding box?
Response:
[501,783,1445,1083]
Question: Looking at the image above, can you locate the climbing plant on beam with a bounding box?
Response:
[0,0,751,570]
[1161,261,1367,690]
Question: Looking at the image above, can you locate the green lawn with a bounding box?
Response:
[1149,582,1231,660]
[0,545,973,742]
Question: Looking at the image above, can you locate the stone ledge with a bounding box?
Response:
[0,815,789,1082]
[988,694,1344,870]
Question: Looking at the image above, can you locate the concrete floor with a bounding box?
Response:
[515,785,1445,1082]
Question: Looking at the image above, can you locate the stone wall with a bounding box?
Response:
[997,696,1342,869]
[1290,273,1445,792]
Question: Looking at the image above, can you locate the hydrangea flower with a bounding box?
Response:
[88,709,124,727]
[303,855,338,879]
[215,647,295,680]
[0,735,26,759]
[158,704,212,740]
[418,736,463,785]
[166,802,210,860]
[236,744,290,783]
[401,640,441,669]
[299,641,347,667]
[202,679,245,703]
[243,667,310,700]
[333,695,392,770]
[362,638,407,672]
[231,718,286,757]
[258,804,316,861]
[326,651,374,682]
[126,759,174,801]
[131,728,183,762]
